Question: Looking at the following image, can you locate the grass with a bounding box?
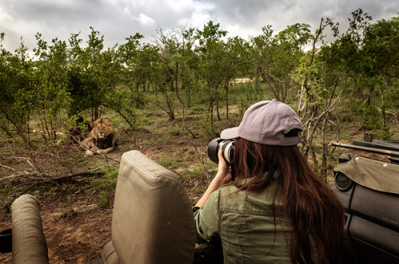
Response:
[169,127,182,136]
[61,198,73,208]
[158,156,171,169]
[98,193,109,208]
[1,81,398,209]
[339,133,352,142]
[85,166,119,194]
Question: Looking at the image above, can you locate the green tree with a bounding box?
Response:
[0,36,36,147]
[252,23,311,102]
[220,36,252,119]
[33,33,70,139]
[195,21,228,129]
[66,27,109,121]
[294,17,341,176]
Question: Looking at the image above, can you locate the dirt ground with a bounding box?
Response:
[0,140,206,263]
[1,103,393,263]
[230,77,253,84]
[0,192,114,263]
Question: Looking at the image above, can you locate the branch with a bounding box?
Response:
[25,171,104,190]
[0,164,16,172]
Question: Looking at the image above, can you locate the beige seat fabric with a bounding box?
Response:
[11,194,49,264]
[102,241,120,264]
[103,150,195,264]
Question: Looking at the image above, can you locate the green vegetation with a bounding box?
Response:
[0,8,398,203]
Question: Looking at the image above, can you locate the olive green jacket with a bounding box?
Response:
[194,175,294,264]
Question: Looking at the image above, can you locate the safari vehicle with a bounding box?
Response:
[332,134,399,264]
[1,135,399,264]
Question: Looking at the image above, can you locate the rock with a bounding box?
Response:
[73,204,98,214]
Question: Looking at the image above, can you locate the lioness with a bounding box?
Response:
[80,118,115,156]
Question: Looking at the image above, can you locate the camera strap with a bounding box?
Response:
[230,163,235,181]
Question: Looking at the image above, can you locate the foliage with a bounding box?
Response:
[0,10,399,179]
[85,165,119,194]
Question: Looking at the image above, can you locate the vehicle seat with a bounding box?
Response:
[11,194,49,264]
[102,150,196,264]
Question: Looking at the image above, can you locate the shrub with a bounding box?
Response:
[98,193,109,208]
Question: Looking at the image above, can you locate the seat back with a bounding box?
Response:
[11,194,49,264]
[111,150,195,264]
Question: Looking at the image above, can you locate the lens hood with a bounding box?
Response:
[208,138,223,164]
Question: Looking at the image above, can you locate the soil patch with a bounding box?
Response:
[0,193,113,264]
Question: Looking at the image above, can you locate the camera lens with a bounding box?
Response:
[207,138,235,165]
[207,138,223,164]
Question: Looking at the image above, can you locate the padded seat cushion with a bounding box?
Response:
[110,150,195,264]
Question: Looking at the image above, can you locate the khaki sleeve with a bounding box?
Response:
[193,190,221,244]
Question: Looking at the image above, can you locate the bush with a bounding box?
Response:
[98,193,109,208]
[341,114,353,122]
[373,125,394,141]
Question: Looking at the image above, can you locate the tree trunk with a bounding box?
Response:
[255,67,260,94]
[116,110,135,129]
[225,83,229,119]
[94,106,99,121]
[321,115,328,181]
[216,100,221,121]
[27,113,30,144]
[213,86,220,121]
[209,99,214,127]
[367,89,372,106]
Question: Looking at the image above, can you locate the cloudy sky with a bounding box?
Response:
[0,0,398,53]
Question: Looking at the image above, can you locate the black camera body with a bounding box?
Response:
[208,138,236,181]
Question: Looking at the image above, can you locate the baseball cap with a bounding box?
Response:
[220,99,303,146]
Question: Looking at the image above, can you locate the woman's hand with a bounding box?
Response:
[215,148,231,184]
[195,148,231,208]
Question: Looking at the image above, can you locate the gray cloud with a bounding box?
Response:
[0,0,398,53]
[211,0,399,39]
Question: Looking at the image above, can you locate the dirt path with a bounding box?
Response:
[229,77,253,84]
[1,193,112,263]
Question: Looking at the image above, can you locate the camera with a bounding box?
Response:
[207,138,235,165]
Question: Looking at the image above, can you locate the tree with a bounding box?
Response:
[294,17,342,177]
[220,36,252,119]
[252,24,311,102]
[195,21,228,129]
[338,10,399,139]
[66,27,109,121]
[0,35,36,147]
[33,33,70,139]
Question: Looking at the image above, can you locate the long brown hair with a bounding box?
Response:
[232,138,345,264]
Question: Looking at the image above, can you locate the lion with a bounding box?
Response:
[80,118,115,156]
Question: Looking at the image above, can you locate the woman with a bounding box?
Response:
[194,100,345,264]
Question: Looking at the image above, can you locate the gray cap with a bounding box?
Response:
[220,100,303,146]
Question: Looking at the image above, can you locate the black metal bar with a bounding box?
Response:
[331,142,399,157]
